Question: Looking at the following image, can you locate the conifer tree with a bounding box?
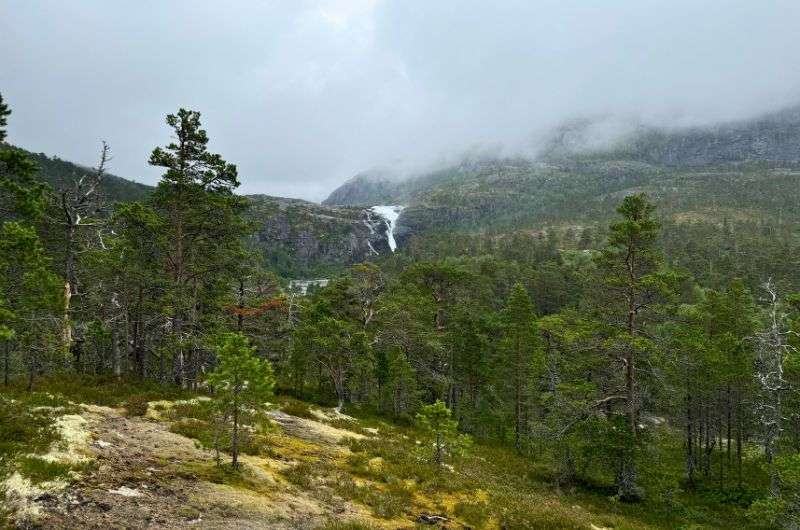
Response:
[206,332,274,469]
[0,92,10,143]
[149,109,248,386]
[595,193,674,500]
[497,282,542,452]
[0,93,62,387]
[416,400,468,466]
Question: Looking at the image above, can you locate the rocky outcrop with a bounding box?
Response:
[246,195,393,276]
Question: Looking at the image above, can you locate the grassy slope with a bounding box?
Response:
[0,376,769,529]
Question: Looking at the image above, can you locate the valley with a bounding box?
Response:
[3,58,800,530]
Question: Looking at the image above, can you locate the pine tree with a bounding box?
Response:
[416,400,468,466]
[206,332,274,469]
[0,93,62,388]
[149,108,249,386]
[497,282,541,452]
[595,193,674,501]
[0,92,10,143]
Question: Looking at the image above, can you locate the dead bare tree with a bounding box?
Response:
[58,142,111,362]
[754,279,797,495]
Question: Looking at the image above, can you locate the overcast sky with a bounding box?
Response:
[2,1,800,201]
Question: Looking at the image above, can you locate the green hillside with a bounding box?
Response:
[0,143,152,203]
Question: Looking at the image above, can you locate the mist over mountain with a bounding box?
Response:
[4,1,800,200]
[324,103,800,207]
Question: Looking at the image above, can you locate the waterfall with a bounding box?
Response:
[370,205,404,252]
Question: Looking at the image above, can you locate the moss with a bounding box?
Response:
[17,456,79,485]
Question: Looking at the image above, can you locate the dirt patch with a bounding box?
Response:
[34,402,384,529]
[269,410,365,445]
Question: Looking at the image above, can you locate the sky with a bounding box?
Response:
[2,1,800,201]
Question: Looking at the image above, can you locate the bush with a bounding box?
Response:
[124,394,150,417]
[281,400,314,419]
[454,500,491,529]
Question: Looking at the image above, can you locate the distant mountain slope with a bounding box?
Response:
[1,144,152,203]
[324,104,800,210]
[322,168,400,206]
[542,105,800,166]
[1,144,400,278]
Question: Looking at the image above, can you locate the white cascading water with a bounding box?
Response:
[370,205,405,252]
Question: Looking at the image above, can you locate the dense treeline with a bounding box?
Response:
[2,93,800,527]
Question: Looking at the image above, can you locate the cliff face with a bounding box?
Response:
[246,195,392,277]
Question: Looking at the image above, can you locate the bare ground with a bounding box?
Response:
[26,404,386,530]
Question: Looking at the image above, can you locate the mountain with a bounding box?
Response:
[1,144,152,203]
[541,105,800,166]
[321,168,400,206]
[1,144,401,278]
[323,105,800,248]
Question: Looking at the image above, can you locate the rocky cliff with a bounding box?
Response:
[246,195,395,277]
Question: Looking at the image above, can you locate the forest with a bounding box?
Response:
[1,91,800,529]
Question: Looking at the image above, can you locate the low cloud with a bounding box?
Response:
[2,0,799,200]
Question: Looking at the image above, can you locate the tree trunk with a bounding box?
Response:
[133,286,144,378]
[514,333,523,453]
[3,341,9,386]
[237,279,245,331]
[686,385,695,488]
[62,280,73,356]
[232,405,240,469]
[737,405,743,488]
[111,323,121,379]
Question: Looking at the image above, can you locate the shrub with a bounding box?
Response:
[124,394,150,417]
[0,396,58,468]
[281,400,314,419]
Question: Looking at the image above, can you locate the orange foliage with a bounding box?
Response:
[226,297,286,318]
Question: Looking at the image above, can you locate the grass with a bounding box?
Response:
[165,397,277,459]
[16,456,83,485]
[314,520,381,530]
[2,373,196,408]
[177,461,269,494]
[282,457,413,519]
[0,378,775,529]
